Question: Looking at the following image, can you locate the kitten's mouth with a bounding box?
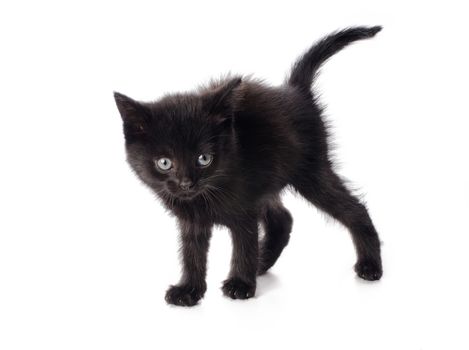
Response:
[174,191,199,200]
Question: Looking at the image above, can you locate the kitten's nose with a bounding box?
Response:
[179,178,193,191]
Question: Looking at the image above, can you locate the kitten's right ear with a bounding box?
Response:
[114,92,145,122]
[114,92,149,140]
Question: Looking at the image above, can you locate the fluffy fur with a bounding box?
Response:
[114,26,383,306]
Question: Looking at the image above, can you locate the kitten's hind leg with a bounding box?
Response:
[293,167,382,281]
[257,197,293,275]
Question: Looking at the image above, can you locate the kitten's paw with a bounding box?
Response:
[165,284,205,307]
[222,277,256,300]
[355,259,383,281]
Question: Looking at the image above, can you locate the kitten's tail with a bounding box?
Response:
[288,26,382,91]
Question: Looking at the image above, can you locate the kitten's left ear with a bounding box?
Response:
[203,77,243,117]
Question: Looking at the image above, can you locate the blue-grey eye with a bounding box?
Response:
[155,158,172,171]
[197,154,213,167]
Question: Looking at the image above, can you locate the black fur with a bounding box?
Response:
[114,26,383,307]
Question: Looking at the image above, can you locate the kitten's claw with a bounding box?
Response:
[165,284,205,306]
[355,259,383,281]
[222,277,256,300]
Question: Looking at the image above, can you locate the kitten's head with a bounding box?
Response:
[114,77,242,201]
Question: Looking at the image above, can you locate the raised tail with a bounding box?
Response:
[288,26,382,90]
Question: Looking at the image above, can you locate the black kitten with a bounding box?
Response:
[114,26,383,307]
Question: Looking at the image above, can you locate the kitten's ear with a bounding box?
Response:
[114,92,149,140]
[204,77,242,117]
[114,92,146,122]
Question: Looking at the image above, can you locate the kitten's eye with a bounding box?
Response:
[155,157,172,172]
[197,154,213,167]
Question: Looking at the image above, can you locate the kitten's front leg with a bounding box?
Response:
[165,220,212,307]
[222,217,259,300]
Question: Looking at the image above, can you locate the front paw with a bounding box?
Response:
[222,277,256,300]
[355,259,383,281]
[165,284,205,306]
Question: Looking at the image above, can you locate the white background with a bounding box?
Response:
[1,1,468,349]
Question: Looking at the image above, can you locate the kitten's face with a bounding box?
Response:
[126,100,227,201]
[114,78,241,201]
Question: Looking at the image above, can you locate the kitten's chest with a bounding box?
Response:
[167,193,247,225]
